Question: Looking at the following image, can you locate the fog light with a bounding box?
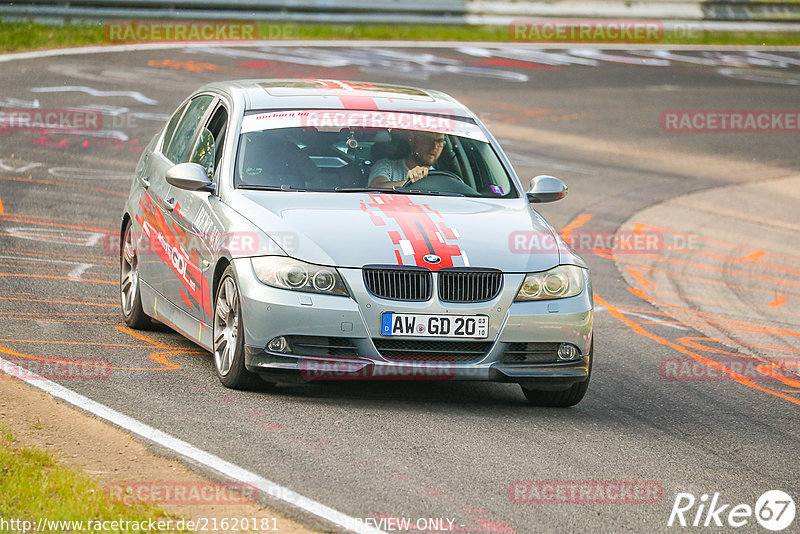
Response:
[267,336,289,353]
[557,343,580,361]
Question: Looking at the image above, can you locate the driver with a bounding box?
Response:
[368,131,445,188]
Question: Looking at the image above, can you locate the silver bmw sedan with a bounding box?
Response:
[119,79,593,406]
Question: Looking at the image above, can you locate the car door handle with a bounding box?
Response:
[138,175,150,189]
[163,197,176,211]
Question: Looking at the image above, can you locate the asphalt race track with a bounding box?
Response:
[1,43,799,533]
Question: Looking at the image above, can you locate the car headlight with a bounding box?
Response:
[515,265,585,301]
[251,257,349,296]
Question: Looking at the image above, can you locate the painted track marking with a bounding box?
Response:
[0,357,385,534]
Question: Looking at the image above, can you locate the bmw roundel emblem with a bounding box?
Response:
[423,254,441,264]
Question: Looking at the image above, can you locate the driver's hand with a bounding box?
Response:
[406,166,430,183]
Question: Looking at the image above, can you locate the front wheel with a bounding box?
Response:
[119,221,151,329]
[520,343,593,407]
[213,267,262,390]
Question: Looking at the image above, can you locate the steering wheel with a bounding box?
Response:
[402,170,477,195]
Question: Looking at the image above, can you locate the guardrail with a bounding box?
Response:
[1,0,799,24]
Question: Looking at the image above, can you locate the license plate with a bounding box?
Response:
[381,313,489,338]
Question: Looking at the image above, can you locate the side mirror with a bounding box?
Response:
[166,162,214,192]
[526,175,568,203]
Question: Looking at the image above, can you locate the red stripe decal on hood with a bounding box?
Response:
[364,194,464,271]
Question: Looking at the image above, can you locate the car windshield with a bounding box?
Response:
[234,109,519,198]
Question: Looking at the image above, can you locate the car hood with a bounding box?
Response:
[229,191,563,272]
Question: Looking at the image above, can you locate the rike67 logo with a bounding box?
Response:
[668,490,795,531]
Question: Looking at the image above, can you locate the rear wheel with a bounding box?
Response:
[213,267,262,390]
[120,221,151,329]
[521,343,593,407]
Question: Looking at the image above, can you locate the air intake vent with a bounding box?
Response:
[373,339,492,363]
[438,269,503,303]
[283,336,358,358]
[501,342,561,364]
[363,266,432,302]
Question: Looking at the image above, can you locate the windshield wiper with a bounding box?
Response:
[333,187,390,193]
[393,188,465,197]
[238,184,305,192]
[333,186,464,197]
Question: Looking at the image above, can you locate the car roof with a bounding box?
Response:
[202,79,474,119]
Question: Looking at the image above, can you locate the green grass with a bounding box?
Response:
[0,20,798,53]
[0,427,184,533]
[0,21,106,52]
[659,30,800,45]
[293,23,800,45]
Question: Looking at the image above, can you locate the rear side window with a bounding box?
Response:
[160,101,188,154]
[163,95,214,164]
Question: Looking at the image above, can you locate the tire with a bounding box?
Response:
[213,266,263,390]
[521,342,593,407]
[119,220,151,329]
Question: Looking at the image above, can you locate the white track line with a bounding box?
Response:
[0,254,88,265]
[0,356,384,534]
[67,263,94,279]
[31,85,158,105]
[0,255,93,279]
[0,42,798,67]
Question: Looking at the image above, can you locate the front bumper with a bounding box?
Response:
[234,258,593,386]
[245,346,590,388]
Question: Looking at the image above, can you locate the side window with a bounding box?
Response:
[164,95,214,164]
[469,140,515,196]
[207,105,228,157]
[189,104,228,179]
[159,101,188,154]
[190,129,216,178]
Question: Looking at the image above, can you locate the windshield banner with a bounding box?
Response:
[241,109,487,140]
